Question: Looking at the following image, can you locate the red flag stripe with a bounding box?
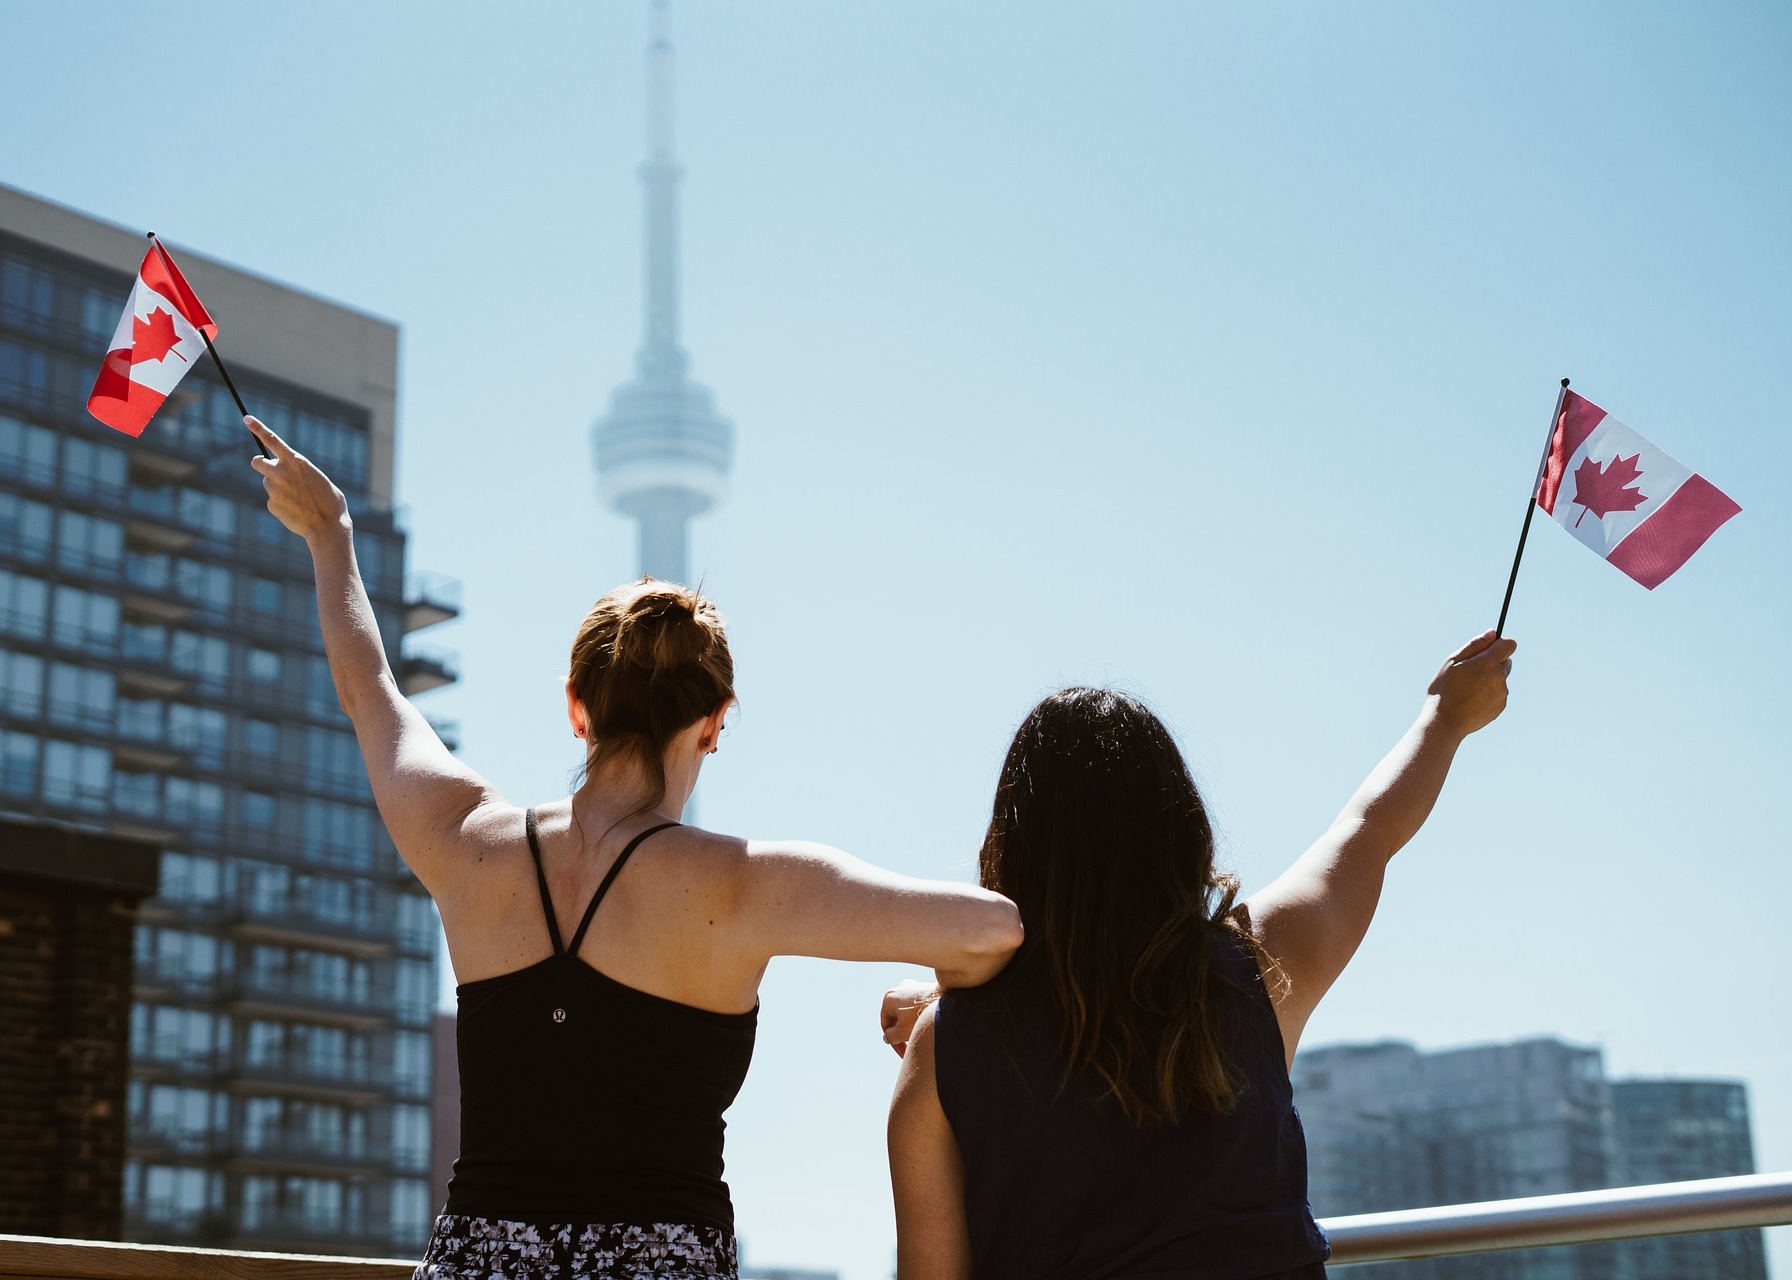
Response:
[1605,474,1742,590]
[142,241,217,338]
[1536,390,1607,515]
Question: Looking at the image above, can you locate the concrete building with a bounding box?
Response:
[1293,1038,1768,1280]
[0,183,457,1255]
[592,0,735,586]
[0,816,159,1239]
[1610,1079,1768,1279]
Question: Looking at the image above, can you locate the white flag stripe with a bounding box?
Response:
[123,282,207,397]
[1550,414,1693,559]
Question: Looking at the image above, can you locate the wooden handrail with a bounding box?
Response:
[0,1235,414,1280]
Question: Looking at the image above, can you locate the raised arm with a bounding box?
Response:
[736,841,1023,988]
[248,416,501,895]
[1246,630,1516,1057]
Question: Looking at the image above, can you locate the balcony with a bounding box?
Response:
[228,1058,390,1105]
[401,571,460,634]
[223,1133,397,1177]
[125,518,196,555]
[223,901,395,958]
[222,971,390,1032]
[396,646,457,696]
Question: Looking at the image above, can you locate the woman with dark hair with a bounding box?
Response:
[245,418,1024,1280]
[882,634,1516,1279]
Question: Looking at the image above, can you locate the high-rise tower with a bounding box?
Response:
[593,0,733,587]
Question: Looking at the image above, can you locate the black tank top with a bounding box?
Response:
[445,809,758,1230]
[935,929,1329,1279]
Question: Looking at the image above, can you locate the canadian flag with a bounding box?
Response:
[1536,390,1740,590]
[87,241,217,438]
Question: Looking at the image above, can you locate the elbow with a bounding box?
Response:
[981,894,1025,958]
[940,893,1024,988]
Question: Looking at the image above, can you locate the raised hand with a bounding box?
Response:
[1427,630,1517,737]
[881,979,941,1058]
[245,415,349,543]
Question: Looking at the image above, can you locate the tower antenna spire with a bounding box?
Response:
[593,0,735,588]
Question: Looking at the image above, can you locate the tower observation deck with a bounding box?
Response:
[593,0,734,587]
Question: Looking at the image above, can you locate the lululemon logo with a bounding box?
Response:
[552,1008,567,1024]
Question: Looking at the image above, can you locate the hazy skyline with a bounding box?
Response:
[4,4,1789,1277]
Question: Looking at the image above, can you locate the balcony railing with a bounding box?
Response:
[1319,1170,1792,1265]
[1,1174,1787,1277]
[402,571,460,634]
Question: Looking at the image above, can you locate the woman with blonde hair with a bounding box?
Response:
[883,635,1516,1279]
[247,416,1022,1280]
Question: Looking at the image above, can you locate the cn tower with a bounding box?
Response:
[593,0,734,587]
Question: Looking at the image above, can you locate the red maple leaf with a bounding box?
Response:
[131,307,189,366]
[1571,452,1647,527]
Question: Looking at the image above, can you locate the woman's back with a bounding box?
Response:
[933,929,1329,1280]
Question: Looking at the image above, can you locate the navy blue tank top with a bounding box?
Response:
[445,812,758,1230]
[935,929,1329,1279]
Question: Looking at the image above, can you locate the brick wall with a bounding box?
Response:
[0,819,157,1240]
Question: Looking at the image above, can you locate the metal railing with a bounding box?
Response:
[1320,1171,1792,1265]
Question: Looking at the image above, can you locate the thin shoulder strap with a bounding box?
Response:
[524,807,565,957]
[566,821,681,957]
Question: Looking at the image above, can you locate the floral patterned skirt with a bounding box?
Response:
[415,1215,738,1280]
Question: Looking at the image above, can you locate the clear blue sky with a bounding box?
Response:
[5,3,1790,1275]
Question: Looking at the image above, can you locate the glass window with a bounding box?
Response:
[117,696,164,742]
[164,776,224,830]
[159,851,221,903]
[391,1106,431,1173]
[307,726,367,797]
[140,1163,211,1229]
[250,576,283,614]
[0,416,57,486]
[47,662,115,730]
[81,287,124,346]
[56,510,124,576]
[167,703,227,765]
[169,630,228,689]
[113,769,160,818]
[0,648,44,717]
[42,739,110,811]
[178,488,235,540]
[395,959,435,1027]
[392,1030,431,1099]
[126,550,171,593]
[62,437,127,498]
[390,1177,431,1246]
[0,258,55,331]
[244,718,279,757]
[395,893,437,955]
[174,558,232,613]
[0,567,50,640]
[302,799,374,869]
[307,656,342,719]
[0,491,52,561]
[51,585,119,654]
[0,342,51,410]
[123,621,167,663]
[247,648,281,684]
[245,1018,284,1067]
[0,728,37,797]
[292,409,370,492]
[243,791,276,828]
[241,1096,282,1152]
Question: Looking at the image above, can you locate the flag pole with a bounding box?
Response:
[146,232,274,461]
[1494,377,1571,637]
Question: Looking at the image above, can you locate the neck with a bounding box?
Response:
[574,747,693,827]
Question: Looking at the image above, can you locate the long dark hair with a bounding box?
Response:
[978,687,1249,1124]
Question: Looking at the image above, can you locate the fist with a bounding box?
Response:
[1428,630,1517,736]
[880,979,940,1058]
